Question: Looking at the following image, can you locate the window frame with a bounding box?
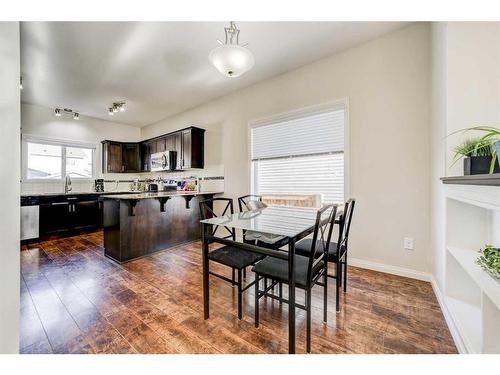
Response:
[22,135,97,182]
[248,98,350,202]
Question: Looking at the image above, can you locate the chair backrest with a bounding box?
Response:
[237,194,267,212]
[199,197,236,241]
[336,198,356,249]
[307,204,338,283]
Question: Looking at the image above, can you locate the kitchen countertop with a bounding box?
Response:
[21,191,138,198]
[100,191,223,200]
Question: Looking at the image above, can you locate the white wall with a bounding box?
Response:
[142,23,432,273]
[446,22,500,176]
[21,103,142,193]
[0,22,21,353]
[430,22,448,291]
[430,22,500,292]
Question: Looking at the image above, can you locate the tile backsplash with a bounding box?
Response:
[21,164,225,195]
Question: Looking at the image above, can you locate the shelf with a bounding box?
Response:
[446,246,500,310]
[444,296,482,353]
[441,174,500,186]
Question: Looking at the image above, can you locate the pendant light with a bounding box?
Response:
[208,22,254,78]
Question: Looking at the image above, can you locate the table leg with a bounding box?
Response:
[202,223,209,319]
[288,240,296,354]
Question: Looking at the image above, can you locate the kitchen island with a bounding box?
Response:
[100,191,221,263]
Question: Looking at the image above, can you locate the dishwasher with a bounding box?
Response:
[21,196,40,240]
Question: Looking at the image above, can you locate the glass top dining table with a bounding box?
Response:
[200,205,328,239]
[200,204,342,354]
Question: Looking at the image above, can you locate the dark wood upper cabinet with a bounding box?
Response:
[102,141,123,173]
[156,136,166,152]
[103,126,204,173]
[165,132,182,169]
[140,142,152,172]
[122,143,140,172]
[180,127,204,169]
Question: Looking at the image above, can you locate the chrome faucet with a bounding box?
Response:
[65,175,72,193]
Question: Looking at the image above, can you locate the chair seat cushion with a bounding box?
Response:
[295,239,346,262]
[208,246,264,269]
[251,255,325,288]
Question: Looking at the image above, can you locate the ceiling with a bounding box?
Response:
[20,22,409,127]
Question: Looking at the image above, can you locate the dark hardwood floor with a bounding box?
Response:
[20,231,457,354]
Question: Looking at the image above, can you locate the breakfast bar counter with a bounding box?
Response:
[100,191,221,263]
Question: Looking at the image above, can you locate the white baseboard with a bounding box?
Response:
[429,276,467,354]
[348,257,431,281]
[348,257,465,353]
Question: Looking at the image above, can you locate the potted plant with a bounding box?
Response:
[451,126,500,174]
[452,137,500,175]
[476,245,500,280]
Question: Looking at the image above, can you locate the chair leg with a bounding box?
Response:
[237,269,242,319]
[264,277,268,298]
[279,282,283,304]
[323,266,328,323]
[338,259,342,288]
[336,261,341,312]
[343,253,348,293]
[243,267,247,280]
[306,289,312,353]
[254,275,260,327]
[232,268,235,285]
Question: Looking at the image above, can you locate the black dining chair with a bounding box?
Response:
[199,197,265,319]
[294,198,356,312]
[252,204,338,353]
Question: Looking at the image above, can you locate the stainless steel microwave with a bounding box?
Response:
[151,151,176,172]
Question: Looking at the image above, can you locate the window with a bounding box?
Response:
[66,147,94,178]
[27,143,62,179]
[251,103,345,204]
[23,138,96,180]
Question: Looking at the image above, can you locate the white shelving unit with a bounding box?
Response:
[444,184,500,353]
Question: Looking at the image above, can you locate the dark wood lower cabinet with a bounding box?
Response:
[73,200,100,230]
[39,202,71,235]
[102,194,214,263]
[38,195,103,237]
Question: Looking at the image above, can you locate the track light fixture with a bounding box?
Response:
[108,102,126,115]
[20,75,23,90]
[54,107,80,121]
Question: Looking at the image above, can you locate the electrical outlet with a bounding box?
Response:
[404,237,414,250]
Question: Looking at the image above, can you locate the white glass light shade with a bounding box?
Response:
[208,44,254,78]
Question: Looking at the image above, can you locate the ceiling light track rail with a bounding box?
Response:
[54,107,80,120]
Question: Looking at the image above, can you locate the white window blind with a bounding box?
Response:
[251,109,344,160]
[251,106,345,204]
